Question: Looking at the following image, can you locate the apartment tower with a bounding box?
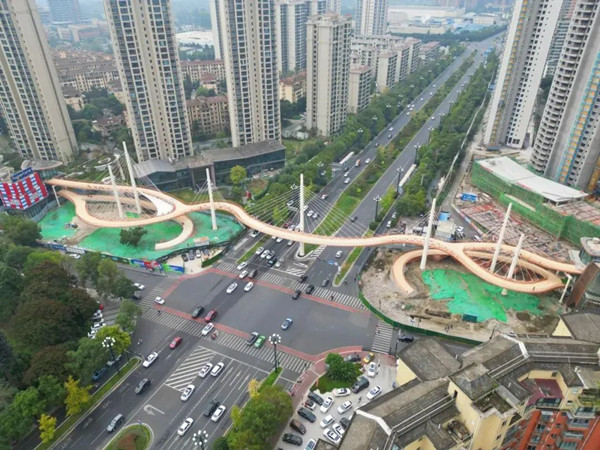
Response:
[484,0,561,148]
[531,0,600,191]
[355,0,389,36]
[326,0,341,13]
[208,0,223,60]
[306,13,351,136]
[217,0,281,147]
[0,0,77,163]
[104,0,192,162]
[544,0,578,76]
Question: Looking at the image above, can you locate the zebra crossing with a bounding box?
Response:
[142,309,310,374]
[164,346,215,391]
[215,261,237,272]
[305,245,326,261]
[370,320,395,354]
[307,286,365,310]
[138,277,177,311]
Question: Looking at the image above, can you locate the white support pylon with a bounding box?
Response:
[123,142,141,214]
[117,155,126,181]
[51,185,60,207]
[420,197,437,270]
[299,173,305,257]
[502,233,524,296]
[491,202,512,273]
[108,164,125,219]
[206,168,217,230]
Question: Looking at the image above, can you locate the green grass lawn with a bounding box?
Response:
[105,424,151,450]
[259,367,282,392]
[238,235,268,263]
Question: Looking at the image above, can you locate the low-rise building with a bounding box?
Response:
[91,115,125,137]
[348,66,371,113]
[180,60,226,83]
[61,85,84,111]
[53,50,120,92]
[279,72,307,103]
[186,96,229,136]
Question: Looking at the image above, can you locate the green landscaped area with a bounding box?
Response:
[38,202,79,241]
[422,269,548,322]
[105,424,151,450]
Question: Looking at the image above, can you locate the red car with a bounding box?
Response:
[169,337,182,349]
[205,310,217,322]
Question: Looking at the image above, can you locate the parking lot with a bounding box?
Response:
[277,357,397,449]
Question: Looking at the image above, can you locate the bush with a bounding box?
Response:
[325,353,361,384]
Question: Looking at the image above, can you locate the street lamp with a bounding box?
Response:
[269,334,282,372]
[192,430,209,448]
[102,337,120,374]
[373,195,382,221]
[396,167,404,194]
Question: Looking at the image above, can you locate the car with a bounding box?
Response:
[320,414,334,428]
[350,216,357,222]
[87,330,97,339]
[188,250,195,260]
[333,388,350,397]
[286,200,294,207]
[133,282,145,290]
[389,127,394,131]
[367,362,379,377]
[283,433,303,446]
[142,351,158,368]
[134,378,151,394]
[321,193,329,200]
[398,334,414,343]
[406,111,410,115]
[266,251,275,260]
[332,423,345,438]
[287,240,294,247]
[290,419,306,435]
[344,177,350,184]
[226,282,238,294]
[299,274,308,283]
[106,354,122,367]
[154,296,165,305]
[203,399,220,417]
[68,253,81,259]
[211,362,225,377]
[274,259,283,268]
[363,352,375,364]
[180,384,195,401]
[340,417,351,430]
[430,92,433,95]
[205,309,217,322]
[191,305,204,318]
[92,367,107,381]
[392,212,397,219]
[260,249,270,258]
[323,428,341,445]
[312,212,319,219]
[420,97,424,101]
[307,391,323,405]
[244,282,254,292]
[106,413,124,433]
[321,278,329,287]
[367,385,382,400]
[211,405,226,423]
[91,322,105,331]
[344,353,361,363]
[292,289,301,300]
[337,401,353,414]
[249,269,258,278]
[335,250,343,258]
[281,317,293,330]
[431,115,435,120]
[305,439,317,450]
[92,315,104,324]
[386,220,392,228]
[375,142,380,147]
[254,335,266,348]
[387,134,392,138]
[297,407,316,423]
[267,257,277,267]
[201,322,215,336]
[177,418,193,436]
[237,261,247,270]
[255,246,265,255]
[92,310,103,319]
[456,226,464,233]
[246,332,259,345]
[276,237,283,243]
[304,398,316,410]
[239,269,248,279]
[182,253,188,262]
[320,396,334,413]
[352,376,370,394]
[306,210,313,218]
[250,230,259,237]
[306,284,315,294]
[198,363,213,378]
[169,337,183,349]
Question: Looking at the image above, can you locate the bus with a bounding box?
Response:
[339,152,355,167]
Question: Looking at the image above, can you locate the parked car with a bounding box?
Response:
[332,423,345,438]
[320,396,334,413]
[290,419,306,435]
[323,428,341,445]
[297,407,316,423]
[305,439,317,450]
[92,367,107,381]
[177,418,193,436]
[367,362,379,377]
[308,392,324,405]
[180,384,195,401]
[191,305,204,318]
[304,398,316,411]
[367,385,382,400]
[337,400,353,414]
[134,378,151,394]
[106,413,124,433]
[333,388,351,397]
[320,415,334,428]
[340,417,351,430]
[352,376,370,394]
[169,337,183,349]
[363,352,375,364]
[282,433,303,446]
[142,351,158,368]
[344,353,361,363]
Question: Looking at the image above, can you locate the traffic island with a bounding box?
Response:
[105,424,152,450]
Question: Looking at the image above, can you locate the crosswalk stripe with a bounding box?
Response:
[370,320,394,354]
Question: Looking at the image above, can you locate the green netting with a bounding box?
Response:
[422,269,546,323]
[39,202,78,241]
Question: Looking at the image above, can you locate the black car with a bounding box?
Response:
[246,332,259,346]
[307,392,324,405]
[321,279,329,287]
[249,269,258,279]
[340,417,351,430]
[292,289,301,300]
[289,419,306,434]
[398,334,414,343]
[267,257,277,267]
[297,407,316,423]
[352,376,370,394]
[182,253,188,262]
[344,353,361,363]
[305,285,315,294]
[203,399,220,417]
[191,305,204,318]
[299,274,308,283]
[282,434,303,446]
[350,216,358,222]
[134,378,151,395]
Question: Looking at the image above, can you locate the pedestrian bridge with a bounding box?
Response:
[47,178,581,294]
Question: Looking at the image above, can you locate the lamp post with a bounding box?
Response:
[192,430,209,448]
[428,126,434,145]
[102,337,120,374]
[269,334,282,372]
[373,195,382,221]
[396,167,404,194]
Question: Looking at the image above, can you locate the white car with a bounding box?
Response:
[307,210,314,218]
[142,351,158,368]
[365,158,371,164]
[367,362,378,377]
[320,396,334,413]
[274,260,283,268]
[320,414,334,428]
[134,282,145,290]
[255,246,265,255]
[91,322,105,331]
[312,212,319,219]
[367,385,382,400]
[226,282,238,294]
[335,250,343,258]
[244,282,254,292]
[337,401,353,414]
[276,237,283,243]
[154,296,165,305]
[211,405,226,423]
[344,178,350,184]
[239,270,248,279]
[201,323,215,336]
[392,212,397,219]
[260,249,270,258]
[177,418,193,436]
[87,330,97,339]
[323,428,341,445]
[332,423,345,438]
[198,363,213,378]
[333,388,351,397]
[180,384,195,401]
[250,230,259,237]
[92,310,103,319]
[388,127,393,131]
[68,253,81,259]
[211,362,225,377]
[237,261,247,271]
[287,240,294,246]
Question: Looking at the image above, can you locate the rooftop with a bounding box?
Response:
[350,65,371,74]
[559,312,600,344]
[201,140,285,164]
[186,95,228,106]
[398,338,461,381]
[581,237,600,257]
[450,363,497,400]
[280,71,306,85]
[476,157,587,204]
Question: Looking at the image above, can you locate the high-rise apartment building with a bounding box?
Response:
[104,0,192,162]
[376,51,397,92]
[326,0,341,13]
[276,0,326,75]
[306,13,351,136]
[208,0,223,60]
[355,0,389,36]
[484,0,561,149]
[0,0,77,163]
[348,65,371,113]
[48,0,81,23]
[531,0,600,192]
[217,0,281,148]
[544,0,577,77]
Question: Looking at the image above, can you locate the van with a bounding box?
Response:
[107,413,124,433]
[290,419,307,435]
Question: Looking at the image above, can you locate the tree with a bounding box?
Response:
[23,250,64,274]
[247,379,260,399]
[23,344,72,386]
[325,353,359,383]
[111,274,137,299]
[0,263,24,320]
[21,260,75,304]
[75,252,102,287]
[116,299,142,334]
[213,436,230,450]
[229,165,247,186]
[0,386,44,441]
[3,245,34,271]
[66,338,108,382]
[272,206,288,226]
[94,326,131,356]
[36,375,66,410]
[0,216,41,246]
[119,227,147,247]
[0,332,13,378]
[38,414,57,444]
[64,376,91,417]
[96,258,119,297]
